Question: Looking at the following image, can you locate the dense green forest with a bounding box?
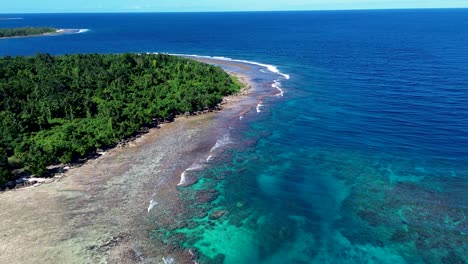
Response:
[0,53,241,184]
[0,27,57,38]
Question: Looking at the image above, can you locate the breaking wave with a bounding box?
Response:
[178,163,204,186]
[256,102,264,113]
[169,54,290,81]
[210,134,233,152]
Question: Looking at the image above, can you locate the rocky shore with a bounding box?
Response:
[0,62,256,264]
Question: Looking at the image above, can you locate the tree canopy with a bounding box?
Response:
[0,27,57,38]
[0,53,240,184]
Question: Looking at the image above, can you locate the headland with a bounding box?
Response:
[0,59,257,264]
[0,27,88,39]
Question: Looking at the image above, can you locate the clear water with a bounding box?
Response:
[1,10,467,263]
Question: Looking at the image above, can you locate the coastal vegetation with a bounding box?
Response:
[0,27,57,38]
[0,53,241,184]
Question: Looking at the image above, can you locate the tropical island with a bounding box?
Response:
[0,53,241,185]
[0,27,58,38]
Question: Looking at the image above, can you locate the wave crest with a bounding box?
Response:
[147,199,158,212]
[167,53,290,80]
[256,102,264,113]
[210,134,233,152]
[272,80,284,96]
[178,163,204,186]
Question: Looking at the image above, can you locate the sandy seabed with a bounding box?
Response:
[0,63,256,264]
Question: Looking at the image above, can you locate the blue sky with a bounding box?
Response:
[2,0,468,13]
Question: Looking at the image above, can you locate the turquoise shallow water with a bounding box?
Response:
[167,95,467,264]
[1,10,467,263]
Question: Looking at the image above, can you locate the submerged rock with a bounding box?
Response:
[209,210,228,220]
[196,189,218,204]
[208,254,226,264]
[441,251,466,264]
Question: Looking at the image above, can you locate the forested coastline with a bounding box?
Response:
[0,53,241,184]
[0,27,57,38]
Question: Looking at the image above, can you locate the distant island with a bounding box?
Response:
[0,53,241,184]
[0,27,58,38]
[0,18,23,21]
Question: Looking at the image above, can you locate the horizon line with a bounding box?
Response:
[1,7,468,14]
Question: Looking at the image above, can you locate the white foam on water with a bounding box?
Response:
[177,163,204,186]
[210,134,233,152]
[272,80,284,96]
[265,64,290,80]
[188,250,200,264]
[206,155,213,162]
[256,102,264,113]
[147,199,158,213]
[167,53,291,80]
[162,256,175,264]
[56,28,89,35]
[190,163,204,171]
[178,171,187,186]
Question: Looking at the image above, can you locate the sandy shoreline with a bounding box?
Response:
[0,62,256,264]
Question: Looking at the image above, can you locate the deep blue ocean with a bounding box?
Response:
[1,10,467,263]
